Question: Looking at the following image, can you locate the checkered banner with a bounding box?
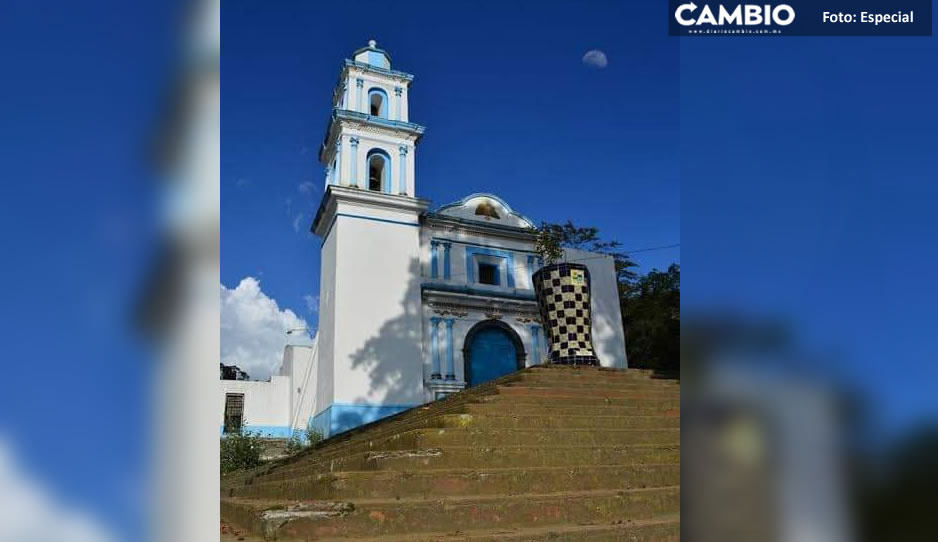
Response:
[533,263,600,366]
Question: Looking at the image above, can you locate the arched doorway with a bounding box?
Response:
[463,320,526,387]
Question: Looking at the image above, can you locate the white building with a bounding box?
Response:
[221,41,628,439]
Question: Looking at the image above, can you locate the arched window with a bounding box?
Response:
[367,150,391,192]
[368,88,388,117]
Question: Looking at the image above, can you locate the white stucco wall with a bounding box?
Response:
[218,377,291,437]
[563,247,628,368]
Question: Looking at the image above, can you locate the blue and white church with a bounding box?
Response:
[220,41,628,439]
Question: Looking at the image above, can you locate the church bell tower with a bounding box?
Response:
[309,41,429,436]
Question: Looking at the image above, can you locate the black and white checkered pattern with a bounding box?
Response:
[533,263,600,366]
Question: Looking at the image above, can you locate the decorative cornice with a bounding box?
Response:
[320,109,425,162]
[424,213,538,242]
[422,284,539,319]
[311,185,430,236]
[344,59,414,83]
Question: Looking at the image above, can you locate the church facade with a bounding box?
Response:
[220,42,628,439]
[306,41,627,437]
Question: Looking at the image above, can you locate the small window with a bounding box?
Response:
[368,151,389,192]
[368,88,388,117]
[478,262,499,286]
[223,393,244,434]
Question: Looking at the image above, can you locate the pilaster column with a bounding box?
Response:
[530,325,541,365]
[355,78,364,113]
[349,137,360,187]
[393,86,402,120]
[527,255,536,287]
[444,318,456,380]
[442,242,451,280]
[334,141,342,186]
[324,165,333,187]
[430,317,442,379]
[430,240,439,279]
[398,145,408,195]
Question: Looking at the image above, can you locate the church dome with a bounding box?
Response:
[352,39,391,70]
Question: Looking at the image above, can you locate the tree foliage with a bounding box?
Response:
[220,428,266,474]
[539,221,678,372]
[621,264,680,372]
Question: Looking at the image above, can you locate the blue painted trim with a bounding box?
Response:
[442,243,451,280]
[339,213,419,228]
[421,282,537,301]
[319,212,420,248]
[397,146,407,194]
[430,237,540,256]
[444,318,456,380]
[343,59,413,81]
[430,317,441,377]
[352,45,393,62]
[312,402,419,437]
[334,109,425,136]
[465,246,515,288]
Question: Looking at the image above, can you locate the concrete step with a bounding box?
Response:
[322,515,680,541]
[525,366,679,381]
[230,463,681,501]
[479,394,680,409]
[437,413,680,430]
[253,444,681,483]
[462,402,681,418]
[221,486,680,539]
[273,428,680,472]
[511,376,679,390]
[496,385,680,400]
[388,427,681,449]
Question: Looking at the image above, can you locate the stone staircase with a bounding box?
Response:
[221,364,680,541]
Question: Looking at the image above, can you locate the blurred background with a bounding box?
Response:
[681,10,938,541]
[0,0,217,540]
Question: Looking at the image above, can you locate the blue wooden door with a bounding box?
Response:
[468,327,518,387]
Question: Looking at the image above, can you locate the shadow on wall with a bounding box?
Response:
[343,258,424,430]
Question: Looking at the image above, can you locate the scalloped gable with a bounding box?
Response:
[435,194,536,229]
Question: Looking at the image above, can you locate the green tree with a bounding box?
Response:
[621,264,680,372]
[220,428,266,474]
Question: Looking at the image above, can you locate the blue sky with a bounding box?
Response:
[221,1,681,334]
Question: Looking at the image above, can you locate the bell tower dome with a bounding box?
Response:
[318,40,424,196]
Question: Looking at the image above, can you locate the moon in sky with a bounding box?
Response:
[582,50,608,69]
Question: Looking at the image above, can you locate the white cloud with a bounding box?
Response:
[221,277,311,380]
[582,49,608,69]
[0,437,116,542]
[292,213,305,233]
[303,294,319,314]
[297,181,316,194]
